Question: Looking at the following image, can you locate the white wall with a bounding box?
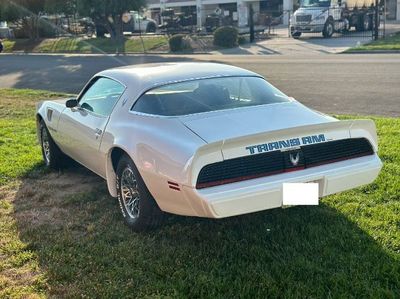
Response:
[153,0,298,27]
[397,0,400,20]
[283,0,293,25]
[197,0,203,28]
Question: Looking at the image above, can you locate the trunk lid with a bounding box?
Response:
[179,102,335,144]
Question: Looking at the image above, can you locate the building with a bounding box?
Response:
[146,0,294,28]
[387,0,400,20]
[146,0,400,30]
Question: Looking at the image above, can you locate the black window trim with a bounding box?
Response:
[76,75,127,118]
[129,75,289,118]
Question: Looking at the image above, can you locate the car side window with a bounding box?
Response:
[78,77,125,117]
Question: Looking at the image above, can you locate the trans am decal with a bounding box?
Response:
[246,134,326,155]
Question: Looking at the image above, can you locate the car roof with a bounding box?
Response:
[97,62,261,91]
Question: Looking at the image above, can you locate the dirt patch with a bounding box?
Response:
[6,167,106,229]
[0,166,112,297]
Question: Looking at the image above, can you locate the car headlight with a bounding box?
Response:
[314,15,326,21]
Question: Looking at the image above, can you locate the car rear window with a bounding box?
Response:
[131,76,290,116]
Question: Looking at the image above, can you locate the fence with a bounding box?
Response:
[3,3,387,44]
[287,5,384,40]
[150,4,386,41]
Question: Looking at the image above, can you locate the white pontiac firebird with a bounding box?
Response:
[36,62,382,230]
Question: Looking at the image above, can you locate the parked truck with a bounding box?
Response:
[290,0,380,38]
[122,11,157,33]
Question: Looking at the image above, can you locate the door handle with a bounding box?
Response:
[95,128,102,138]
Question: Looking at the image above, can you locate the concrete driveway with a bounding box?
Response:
[213,21,400,55]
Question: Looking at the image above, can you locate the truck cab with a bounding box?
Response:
[290,0,375,38]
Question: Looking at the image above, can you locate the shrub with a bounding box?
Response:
[169,34,191,52]
[38,18,57,38]
[213,26,238,48]
[238,35,248,45]
[13,27,29,39]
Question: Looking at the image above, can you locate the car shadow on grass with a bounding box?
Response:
[9,163,400,298]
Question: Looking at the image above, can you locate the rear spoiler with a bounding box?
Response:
[189,119,378,186]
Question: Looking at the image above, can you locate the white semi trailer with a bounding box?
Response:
[290,0,379,38]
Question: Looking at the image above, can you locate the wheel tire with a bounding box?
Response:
[356,15,365,32]
[292,31,302,39]
[146,22,156,33]
[39,120,65,169]
[341,19,350,33]
[116,155,164,231]
[322,20,334,38]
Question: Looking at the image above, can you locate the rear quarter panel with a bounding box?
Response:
[101,98,207,215]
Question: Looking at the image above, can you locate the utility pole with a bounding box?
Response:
[196,0,202,31]
[249,4,254,43]
[374,0,379,40]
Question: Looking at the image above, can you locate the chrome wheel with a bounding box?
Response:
[120,167,140,219]
[327,23,333,36]
[116,155,164,230]
[41,128,51,165]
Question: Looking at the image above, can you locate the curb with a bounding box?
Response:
[341,50,400,54]
[0,51,214,56]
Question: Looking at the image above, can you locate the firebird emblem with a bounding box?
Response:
[289,152,300,166]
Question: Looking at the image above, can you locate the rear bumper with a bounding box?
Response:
[182,154,382,218]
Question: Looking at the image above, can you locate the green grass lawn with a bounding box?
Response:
[2,36,168,54]
[0,88,399,298]
[347,31,400,51]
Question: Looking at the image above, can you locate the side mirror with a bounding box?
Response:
[66,98,78,108]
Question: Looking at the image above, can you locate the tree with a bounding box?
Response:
[44,0,76,16]
[0,0,46,18]
[0,0,26,22]
[44,0,76,36]
[0,0,46,39]
[77,0,146,39]
[0,0,77,38]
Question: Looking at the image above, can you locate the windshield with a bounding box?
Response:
[300,0,331,7]
[132,76,290,116]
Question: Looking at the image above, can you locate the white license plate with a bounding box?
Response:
[282,183,319,206]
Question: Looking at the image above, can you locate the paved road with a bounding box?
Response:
[0,53,399,117]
